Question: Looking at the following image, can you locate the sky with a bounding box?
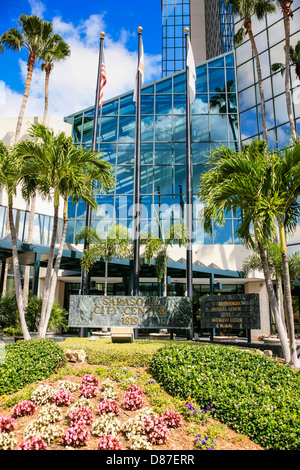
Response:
[0,0,162,120]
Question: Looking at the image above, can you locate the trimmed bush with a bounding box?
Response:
[150,343,300,450]
[0,339,66,395]
[61,338,171,367]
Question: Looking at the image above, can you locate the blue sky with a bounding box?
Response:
[0,0,162,119]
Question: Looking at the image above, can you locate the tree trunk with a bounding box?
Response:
[37,194,59,338]
[39,200,68,338]
[23,194,37,307]
[104,259,108,296]
[43,65,51,126]
[8,198,31,340]
[257,239,291,363]
[15,53,36,144]
[163,271,167,297]
[278,219,299,368]
[2,210,11,296]
[245,20,268,142]
[282,3,297,141]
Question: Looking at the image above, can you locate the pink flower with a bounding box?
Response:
[81,374,99,387]
[160,409,182,428]
[52,388,74,406]
[79,384,99,399]
[143,415,170,445]
[67,406,93,426]
[98,399,120,416]
[62,423,90,448]
[0,415,17,433]
[17,437,47,450]
[12,400,37,418]
[97,435,122,450]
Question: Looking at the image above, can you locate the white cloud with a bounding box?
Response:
[28,0,46,17]
[0,13,161,121]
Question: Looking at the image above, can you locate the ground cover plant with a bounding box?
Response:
[150,343,300,450]
[0,361,264,451]
[0,339,66,395]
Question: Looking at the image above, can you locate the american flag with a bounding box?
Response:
[99,53,107,108]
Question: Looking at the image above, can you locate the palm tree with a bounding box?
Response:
[40,34,71,125]
[0,14,53,143]
[226,0,277,142]
[272,40,300,80]
[15,123,114,338]
[277,0,297,140]
[0,142,31,340]
[209,79,239,148]
[198,140,292,364]
[75,224,131,296]
[272,141,300,367]
[272,40,300,141]
[142,223,189,296]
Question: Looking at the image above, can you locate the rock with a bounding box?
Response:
[263,350,273,357]
[65,349,87,363]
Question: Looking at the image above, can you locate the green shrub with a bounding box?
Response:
[61,338,172,367]
[150,343,300,450]
[0,339,66,396]
[2,326,23,337]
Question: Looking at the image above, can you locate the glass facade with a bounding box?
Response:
[235,1,300,148]
[219,0,234,54]
[162,0,191,77]
[65,52,241,246]
[0,205,63,245]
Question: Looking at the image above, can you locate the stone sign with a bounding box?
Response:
[200,294,260,330]
[68,295,193,329]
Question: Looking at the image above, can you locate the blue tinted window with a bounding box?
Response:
[117,143,135,165]
[192,115,209,141]
[156,78,172,94]
[210,115,228,141]
[100,144,117,164]
[173,94,186,114]
[102,100,119,116]
[196,65,207,93]
[141,144,154,164]
[119,116,135,142]
[225,53,235,67]
[141,95,154,114]
[192,143,210,164]
[173,73,186,93]
[100,116,117,142]
[209,57,225,68]
[116,166,134,194]
[192,95,208,114]
[156,95,173,114]
[142,84,154,94]
[119,94,135,115]
[154,166,173,194]
[155,115,173,141]
[209,68,225,92]
[173,143,186,164]
[214,220,233,244]
[154,144,173,165]
[141,166,154,194]
[141,115,154,142]
[173,115,186,142]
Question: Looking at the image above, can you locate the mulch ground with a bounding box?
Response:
[0,363,264,451]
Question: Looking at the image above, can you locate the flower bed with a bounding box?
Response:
[0,363,265,451]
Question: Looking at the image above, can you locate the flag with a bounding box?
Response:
[99,52,107,108]
[133,39,144,103]
[186,35,196,104]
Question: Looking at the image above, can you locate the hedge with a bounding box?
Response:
[0,339,66,396]
[61,338,173,367]
[150,343,300,450]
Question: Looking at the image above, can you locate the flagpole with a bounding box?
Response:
[185,27,194,318]
[132,26,143,297]
[80,31,105,300]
